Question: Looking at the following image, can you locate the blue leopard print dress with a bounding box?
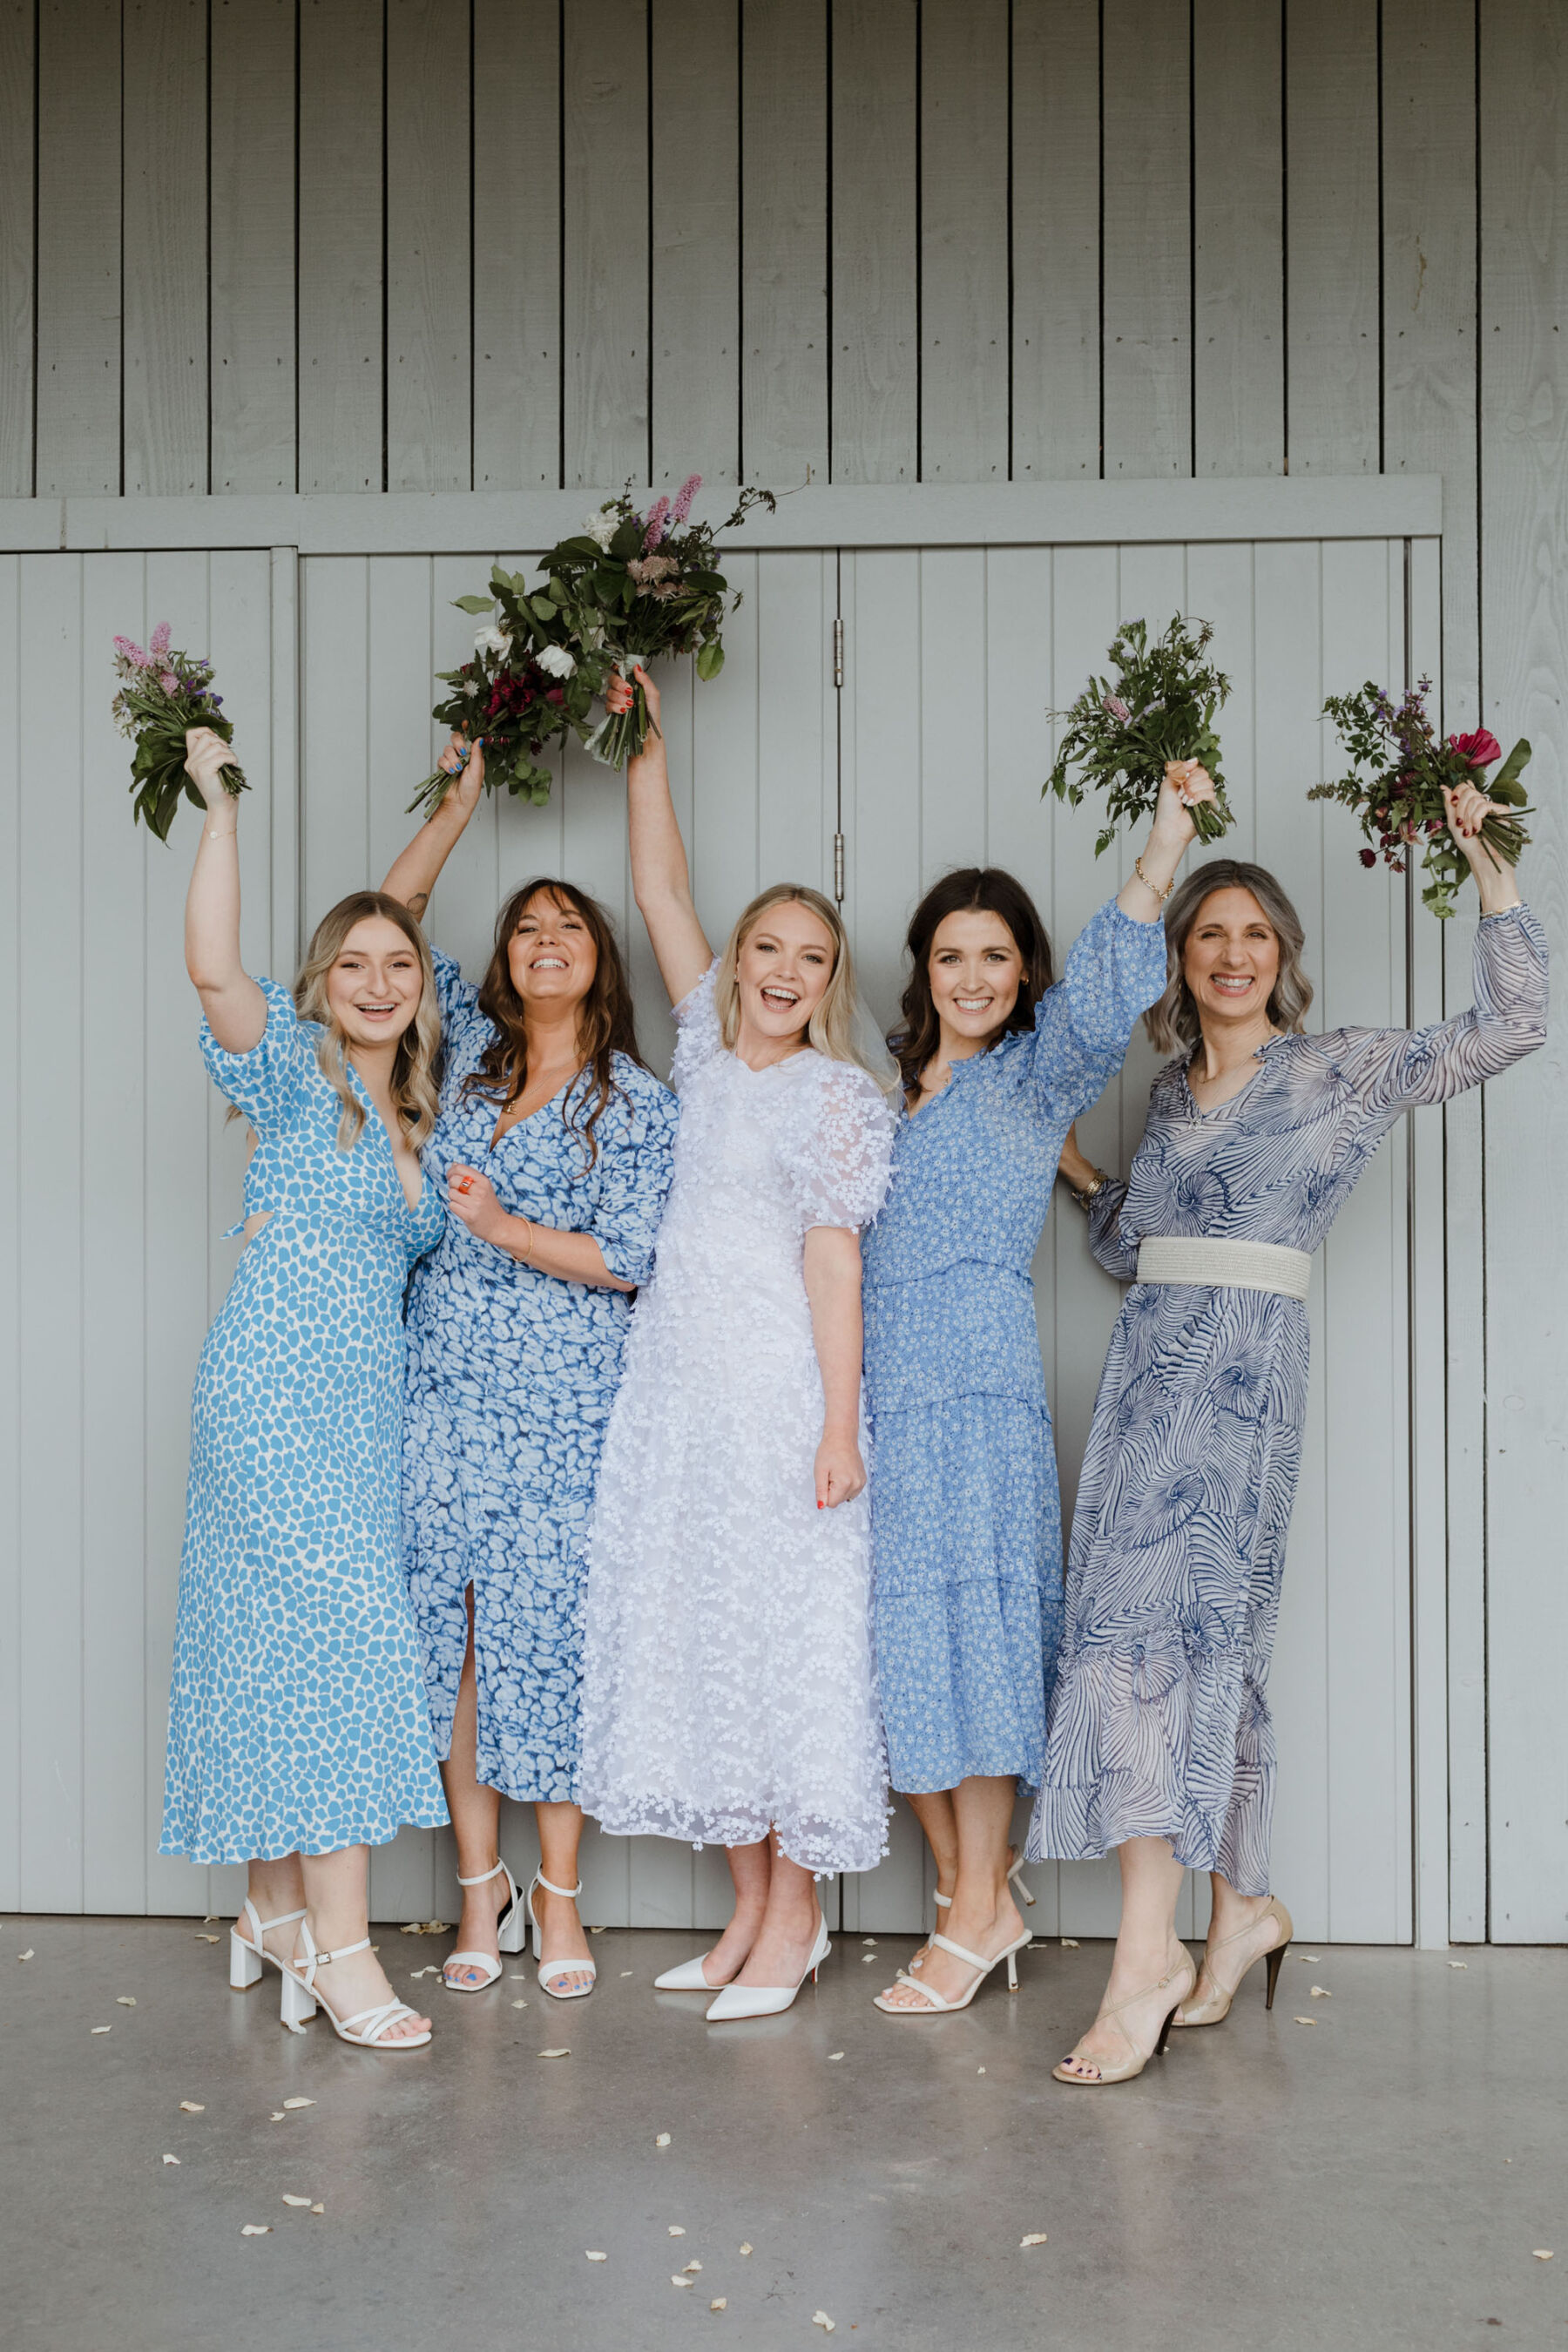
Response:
[1029,904,1549,1894]
[160,981,449,1864]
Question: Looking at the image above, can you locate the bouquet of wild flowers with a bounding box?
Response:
[1309,679,1531,918]
[1045,614,1234,853]
[407,590,604,817]
[112,623,244,841]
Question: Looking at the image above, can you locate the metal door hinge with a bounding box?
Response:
[833,615,844,689]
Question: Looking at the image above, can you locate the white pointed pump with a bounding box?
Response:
[704,1913,831,2023]
[229,1899,307,1990]
[653,1950,727,1991]
[529,1869,598,2001]
[279,1922,433,2049]
[443,1857,527,1993]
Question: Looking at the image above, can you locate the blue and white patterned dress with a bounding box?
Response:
[161,982,449,1864]
[1029,904,1549,1894]
[862,897,1168,1794]
[401,950,678,1803]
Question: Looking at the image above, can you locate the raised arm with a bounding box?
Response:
[606,663,713,1006]
[184,727,267,1052]
[382,739,486,920]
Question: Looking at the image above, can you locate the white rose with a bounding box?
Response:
[584,508,618,552]
[474,623,510,659]
[536,645,577,679]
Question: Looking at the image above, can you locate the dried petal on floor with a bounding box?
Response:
[538,2047,571,2058]
[710,2299,727,2311]
[812,2312,835,2332]
[1309,1986,1332,1997]
[1060,1938,1079,1949]
[684,2261,703,2273]
[280,2194,311,2207]
[977,2066,986,2076]
[672,2275,693,2289]
[828,2052,844,2062]
[862,1955,876,1963]
[620,1970,633,1977]
[1534,2252,1554,2261]
[91,2025,112,2034]
[281,2098,314,2110]
[117,1996,137,2006]
[669,2227,686,2237]
[511,2000,528,2010]
[240,2225,271,2237]
[162,2154,179,2166]
[585,2251,607,2262]
[310,2205,324,2215]
[1293,2016,1318,2025]
[17,1950,33,1961]
[862,1937,875,1944]
[179,2101,205,2112]
[270,2112,286,2122]
[1019,2234,1049,2248]
[1301,1954,1320,1962]
[656,2133,672,2148]
[1450,1962,1468,1970]
[194,1935,220,1944]
[739,2242,753,2256]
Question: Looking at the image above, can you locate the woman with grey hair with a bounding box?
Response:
[1037,780,1548,2083]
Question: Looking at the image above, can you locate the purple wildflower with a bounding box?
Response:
[114,635,150,667]
[644,495,672,550]
[672,473,702,524]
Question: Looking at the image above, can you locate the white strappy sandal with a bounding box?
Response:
[443,1858,527,1992]
[279,1923,432,2048]
[229,1899,306,1990]
[909,1849,1033,1972]
[529,1869,597,2001]
[874,1924,1034,2016]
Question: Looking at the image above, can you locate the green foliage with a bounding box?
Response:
[1044,615,1234,853]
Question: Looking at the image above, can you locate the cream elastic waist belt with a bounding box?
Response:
[1135,1236,1311,1301]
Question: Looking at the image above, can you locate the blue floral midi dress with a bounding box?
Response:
[401,950,679,1804]
[862,897,1169,1795]
[1030,904,1549,1894]
[161,982,449,1864]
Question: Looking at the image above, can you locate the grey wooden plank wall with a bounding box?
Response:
[0,0,1563,1939]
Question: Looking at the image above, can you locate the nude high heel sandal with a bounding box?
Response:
[1053,1951,1197,2085]
[278,1923,432,2049]
[1176,1897,1294,2028]
[529,1869,598,2001]
[704,1914,831,2022]
[874,1926,1034,2015]
[229,1900,307,1990]
[443,1858,526,1993]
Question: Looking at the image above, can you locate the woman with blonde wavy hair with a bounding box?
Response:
[577,664,896,2023]
[161,727,448,2054]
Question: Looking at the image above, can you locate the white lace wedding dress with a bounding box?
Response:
[578,963,896,1875]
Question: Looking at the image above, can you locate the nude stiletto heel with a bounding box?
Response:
[1006,1848,1037,1909]
[229,1901,306,1990]
[1053,1952,1197,2085]
[704,1915,831,2022]
[1176,1896,1294,2028]
[443,1858,526,1993]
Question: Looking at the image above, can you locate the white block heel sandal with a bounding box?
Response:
[443,1858,526,1993]
[278,1923,432,2049]
[529,1869,598,2001]
[229,1900,306,1990]
[704,1915,831,2023]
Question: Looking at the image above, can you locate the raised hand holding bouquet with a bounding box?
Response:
[407,578,603,817]
[1045,613,1234,853]
[1309,678,1532,918]
[113,623,244,841]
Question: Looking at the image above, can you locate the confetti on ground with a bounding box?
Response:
[117,1996,137,2006]
[828,2051,844,2062]
[280,2194,311,2208]
[684,2261,703,2274]
[194,1934,220,1944]
[310,2204,324,2215]
[91,2024,112,2035]
[862,1954,876,1963]
[812,2313,835,2334]
[538,2047,571,2058]
[1309,1986,1332,1998]
[1020,2234,1049,2249]
[511,2000,528,2010]
[397,1921,451,1936]
[17,1950,33,1962]
[1534,2251,1554,2261]
[862,1937,876,1944]
[669,2227,686,2237]
[179,2100,205,2113]
[977,2066,986,2076]
[240,2225,271,2237]
[1060,1938,1079,1949]
[739,2242,753,2256]
[1450,1961,1468,1970]
[1301,1954,1320,1962]
[281,2098,314,2110]
[619,1970,633,1977]
[672,2276,693,2289]
[162,2154,179,2166]
[656,2133,672,2148]
[270,2112,286,2122]
[710,2299,727,2312]
[1294,2016,1318,2026]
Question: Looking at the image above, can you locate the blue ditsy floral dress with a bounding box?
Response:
[161,982,449,1865]
[1030,904,1549,1894]
[402,950,678,1804]
[862,897,1169,1795]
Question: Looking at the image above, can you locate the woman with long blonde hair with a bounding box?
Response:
[577,664,896,2022]
[162,727,448,2053]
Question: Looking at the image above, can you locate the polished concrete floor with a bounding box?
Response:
[3,1916,1564,2352]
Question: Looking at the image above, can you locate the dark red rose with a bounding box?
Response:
[546,686,565,706]
[1448,728,1501,767]
[1359,848,1377,868]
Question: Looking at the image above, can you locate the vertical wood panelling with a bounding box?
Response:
[388,0,474,492]
[1286,0,1381,473]
[564,3,650,485]
[1192,0,1283,476]
[1100,0,1191,476]
[830,0,918,483]
[0,3,35,494]
[1011,0,1101,480]
[652,0,740,485]
[0,558,17,1903]
[123,0,209,495]
[1479,0,1568,1944]
[210,0,297,494]
[473,2,562,491]
[299,0,384,492]
[740,0,828,484]
[35,0,121,495]
[920,0,1010,479]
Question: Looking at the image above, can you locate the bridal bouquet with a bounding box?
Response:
[1309,678,1531,918]
[407,592,603,817]
[112,624,245,841]
[1045,614,1234,853]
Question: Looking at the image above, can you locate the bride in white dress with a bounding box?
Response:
[578,665,895,2021]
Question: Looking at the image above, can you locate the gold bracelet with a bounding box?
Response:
[204,821,239,841]
[1134,854,1174,905]
[1064,1167,1111,1212]
[515,1216,535,1260]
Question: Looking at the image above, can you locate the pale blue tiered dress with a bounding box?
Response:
[862,897,1168,1795]
[161,983,449,1864]
[1030,904,1549,1893]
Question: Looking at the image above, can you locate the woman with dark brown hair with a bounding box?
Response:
[382,748,678,2001]
[865,767,1216,2018]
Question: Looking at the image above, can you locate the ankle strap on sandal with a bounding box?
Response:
[241,1898,307,1938]
[456,1859,507,1888]
[533,1869,583,1901]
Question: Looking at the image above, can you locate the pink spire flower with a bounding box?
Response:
[160,672,179,694]
[114,635,150,667]
[672,473,702,524]
[150,620,172,658]
[644,495,672,550]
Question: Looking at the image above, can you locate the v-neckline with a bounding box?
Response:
[344,1060,424,1213]
[486,1073,575,1152]
[1181,1034,1284,1121]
